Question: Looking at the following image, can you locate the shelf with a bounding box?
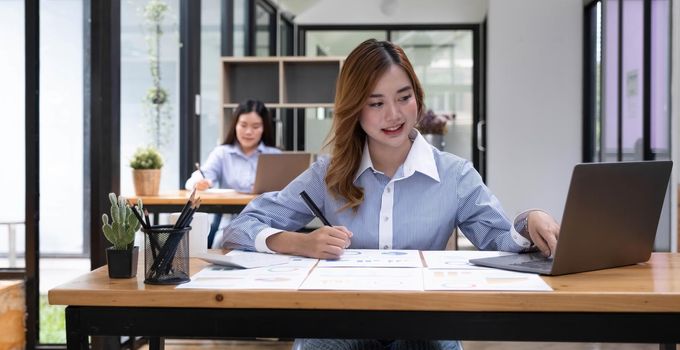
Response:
[282,61,340,104]
[220,56,344,142]
[222,61,279,105]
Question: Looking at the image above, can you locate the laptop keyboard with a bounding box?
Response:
[510,259,553,270]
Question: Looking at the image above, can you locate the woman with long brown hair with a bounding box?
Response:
[185,99,280,247]
[224,39,559,349]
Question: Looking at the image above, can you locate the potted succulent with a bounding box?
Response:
[102,193,143,278]
[130,146,164,196]
[416,109,452,151]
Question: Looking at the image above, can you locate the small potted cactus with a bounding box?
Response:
[102,193,143,278]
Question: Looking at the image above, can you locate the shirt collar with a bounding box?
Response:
[226,142,266,157]
[353,129,440,183]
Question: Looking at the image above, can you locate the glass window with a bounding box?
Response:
[584,1,602,162]
[601,0,619,161]
[39,1,90,344]
[302,31,387,153]
[392,30,473,161]
[650,0,670,159]
[280,16,294,56]
[0,0,26,270]
[594,2,602,161]
[620,0,644,161]
[588,0,671,250]
[301,30,473,159]
[305,31,387,56]
[121,0,180,195]
[233,0,245,56]
[254,2,273,56]
[200,0,223,162]
[39,0,84,256]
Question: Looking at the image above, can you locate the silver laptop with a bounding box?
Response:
[251,152,312,194]
[469,160,672,275]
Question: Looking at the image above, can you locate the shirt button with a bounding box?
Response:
[384,216,389,221]
[386,187,391,193]
[383,245,389,249]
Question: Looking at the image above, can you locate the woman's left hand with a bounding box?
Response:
[527,211,560,257]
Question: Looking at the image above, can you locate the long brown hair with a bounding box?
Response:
[324,39,424,211]
[223,99,275,147]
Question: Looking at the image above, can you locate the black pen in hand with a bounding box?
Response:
[299,190,331,226]
[194,162,206,178]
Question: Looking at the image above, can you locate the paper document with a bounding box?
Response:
[178,256,317,290]
[300,267,424,291]
[317,249,423,268]
[423,268,552,291]
[196,250,291,269]
[422,250,516,269]
[202,188,236,194]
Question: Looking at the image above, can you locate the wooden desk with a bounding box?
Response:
[49,253,680,349]
[126,190,257,223]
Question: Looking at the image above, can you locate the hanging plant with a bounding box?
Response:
[140,0,175,150]
[146,87,168,105]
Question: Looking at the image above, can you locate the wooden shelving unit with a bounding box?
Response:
[219,56,343,141]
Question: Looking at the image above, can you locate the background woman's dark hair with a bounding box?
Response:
[222,99,276,146]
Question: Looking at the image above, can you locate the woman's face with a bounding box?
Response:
[236,111,264,152]
[359,64,418,156]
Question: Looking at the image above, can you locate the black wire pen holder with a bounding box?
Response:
[142,225,191,285]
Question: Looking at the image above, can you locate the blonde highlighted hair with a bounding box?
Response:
[324,39,424,211]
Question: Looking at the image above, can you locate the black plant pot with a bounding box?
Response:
[106,246,139,278]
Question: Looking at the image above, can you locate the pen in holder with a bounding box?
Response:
[142,225,191,285]
[141,188,201,285]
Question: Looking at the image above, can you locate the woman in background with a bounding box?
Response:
[185,99,280,247]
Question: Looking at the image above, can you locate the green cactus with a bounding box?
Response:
[102,193,144,250]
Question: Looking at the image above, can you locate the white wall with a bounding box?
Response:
[294,0,487,24]
[486,0,582,220]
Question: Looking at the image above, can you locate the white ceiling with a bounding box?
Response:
[274,0,321,16]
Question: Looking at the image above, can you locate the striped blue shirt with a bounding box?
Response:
[185,142,281,193]
[223,132,531,253]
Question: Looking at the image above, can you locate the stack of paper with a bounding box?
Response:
[179,252,317,290]
[180,249,552,292]
[422,251,552,291]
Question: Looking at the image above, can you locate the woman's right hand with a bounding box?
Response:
[299,226,353,259]
[194,179,212,191]
[266,226,353,260]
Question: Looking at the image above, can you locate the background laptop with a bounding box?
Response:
[469,160,672,275]
[251,152,311,194]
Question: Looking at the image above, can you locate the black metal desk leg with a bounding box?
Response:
[65,307,88,350]
[149,337,164,350]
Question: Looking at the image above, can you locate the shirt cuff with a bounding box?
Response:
[184,170,203,190]
[254,227,283,253]
[510,209,535,249]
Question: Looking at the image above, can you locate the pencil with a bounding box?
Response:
[195,162,206,179]
[174,188,197,228]
[143,208,151,228]
[127,201,148,229]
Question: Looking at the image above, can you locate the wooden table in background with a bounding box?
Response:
[126,190,257,223]
[49,253,680,350]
